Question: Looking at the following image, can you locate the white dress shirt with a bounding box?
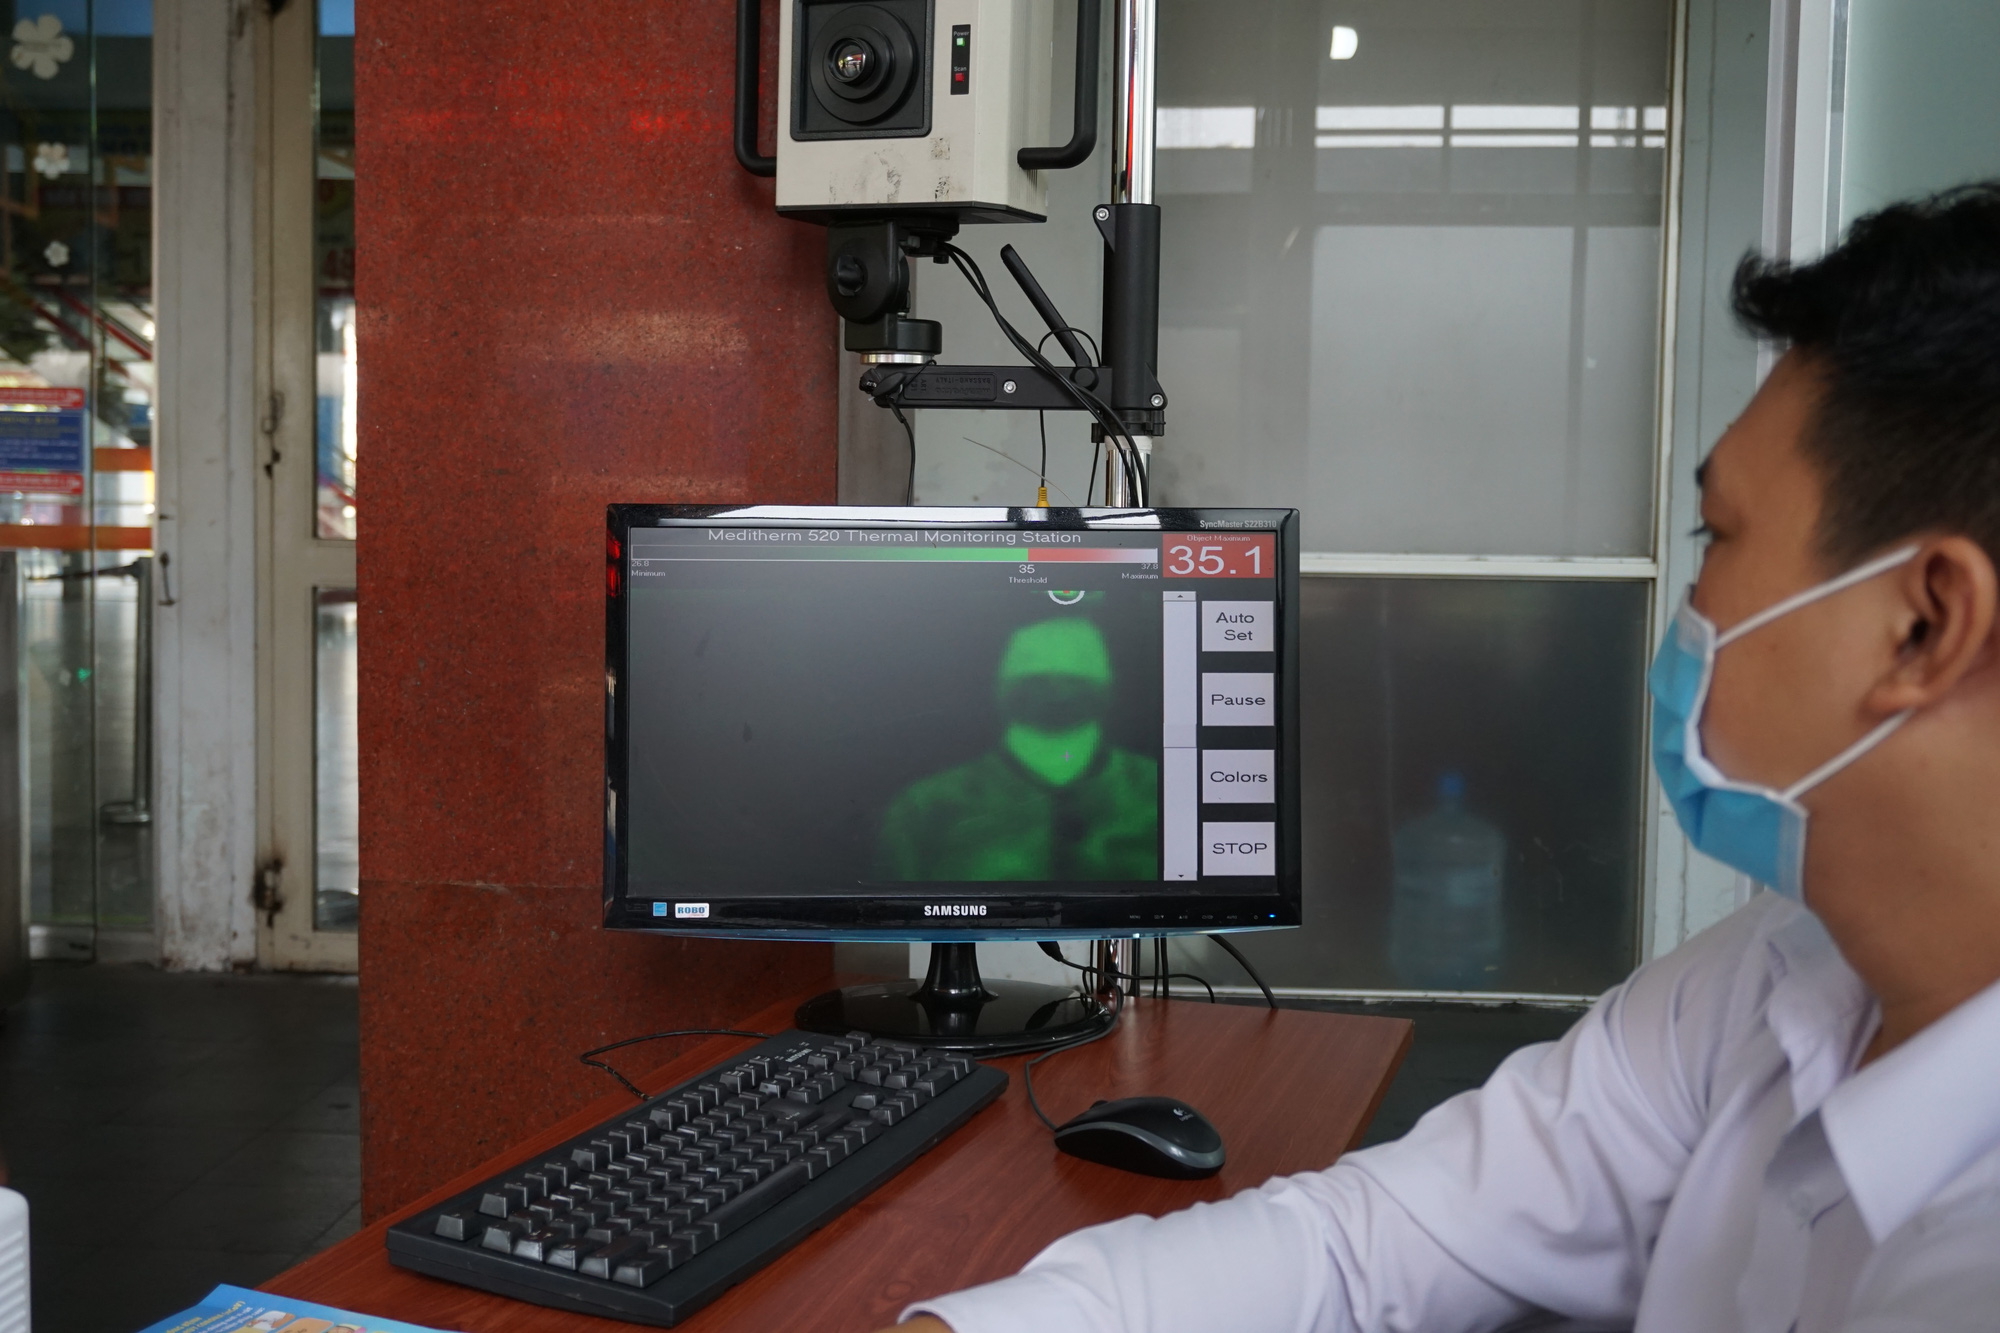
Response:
[909,894,2000,1333]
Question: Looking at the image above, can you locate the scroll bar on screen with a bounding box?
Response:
[1163,590,1199,880]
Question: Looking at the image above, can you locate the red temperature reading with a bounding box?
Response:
[1162,534,1274,579]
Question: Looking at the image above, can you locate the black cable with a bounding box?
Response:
[1038,409,1049,501]
[1038,941,1216,1003]
[1206,934,1278,1009]
[943,245,1145,505]
[1029,328,1101,508]
[578,1028,770,1101]
[1024,987,1126,1131]
[1034,325,1102,366]
[892,398,917,505]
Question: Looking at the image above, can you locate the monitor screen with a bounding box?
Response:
[604,506,1300,938]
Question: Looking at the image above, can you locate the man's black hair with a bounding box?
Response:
[1732,181,2000,566]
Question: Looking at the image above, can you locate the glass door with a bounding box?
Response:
[257,0,356,969]
[3,0,157,963]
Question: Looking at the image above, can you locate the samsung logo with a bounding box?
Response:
[923,904,987,917]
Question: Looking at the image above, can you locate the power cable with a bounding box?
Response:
[1206,934,1278,1009]
[1038,940,1216,1002]
[942,245,1146,504]
[1023,986,1126,1131]
[578,1028,770,1101]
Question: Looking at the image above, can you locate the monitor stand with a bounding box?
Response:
[794,941,1114,1056]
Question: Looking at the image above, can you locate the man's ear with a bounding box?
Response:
[1869,536,1999,712]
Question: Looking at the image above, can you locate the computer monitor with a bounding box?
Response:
[605,505,1300,1052]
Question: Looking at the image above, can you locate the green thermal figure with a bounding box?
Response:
[878,617,1159,881]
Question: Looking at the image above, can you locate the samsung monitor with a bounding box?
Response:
[605,505,1300,1052]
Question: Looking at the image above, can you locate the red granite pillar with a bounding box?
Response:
[354,0,835,1217]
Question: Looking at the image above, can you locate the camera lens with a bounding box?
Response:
[804,4,920,127]
[829,39,871,83]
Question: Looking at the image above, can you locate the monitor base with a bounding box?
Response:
[795,942,1113,1056]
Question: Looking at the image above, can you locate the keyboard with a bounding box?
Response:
[386,1029,1008,1326]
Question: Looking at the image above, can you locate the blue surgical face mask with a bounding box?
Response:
[1649,544,1920,901]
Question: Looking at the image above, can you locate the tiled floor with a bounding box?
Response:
[0,962,361,1333]
[0,963,1581,1333]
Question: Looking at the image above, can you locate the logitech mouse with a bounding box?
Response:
[1053,1096,1225,1179]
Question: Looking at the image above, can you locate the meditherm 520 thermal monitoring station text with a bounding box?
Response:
[603,506,1301,941]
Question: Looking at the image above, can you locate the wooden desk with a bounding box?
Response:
[268,991,1412,1331]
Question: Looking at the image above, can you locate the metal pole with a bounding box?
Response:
[1111,0,1157,206]
[0,552,26,1007]
[1098,0,1159,977]
[101,558,152,826]
[1100,0,1162,506]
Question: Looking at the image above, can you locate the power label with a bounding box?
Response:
[950,24,969,93]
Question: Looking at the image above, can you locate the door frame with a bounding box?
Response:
[253,0,358,971]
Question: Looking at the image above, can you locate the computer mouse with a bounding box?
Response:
[1053,1096,1225,1179]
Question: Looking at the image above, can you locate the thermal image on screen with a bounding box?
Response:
[618,522,1279,900]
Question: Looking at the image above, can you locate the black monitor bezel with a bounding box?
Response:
[604,504,1302,940]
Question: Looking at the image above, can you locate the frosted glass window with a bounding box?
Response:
[1145,0,1670,555]
[1176,576,1650,995]
[1838,0,2000,228]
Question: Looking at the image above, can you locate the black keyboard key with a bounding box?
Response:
[871,1103,906,1126]
[546,1239,591,1270]
[570,1145,607,1172]
[585,1219,633,1245]
[482,1215,533,1253]
[433,1210,478,1241]
[686,1159,814,1244]
[614,1252,673,1288]
[882,1071,912,1089]
[514,1229,562,1262]
[478,1190,511,1218]
[581,1234,649,1279]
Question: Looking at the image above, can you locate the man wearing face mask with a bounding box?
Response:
[876,184,2000,1333]
[877,616,1158,882]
